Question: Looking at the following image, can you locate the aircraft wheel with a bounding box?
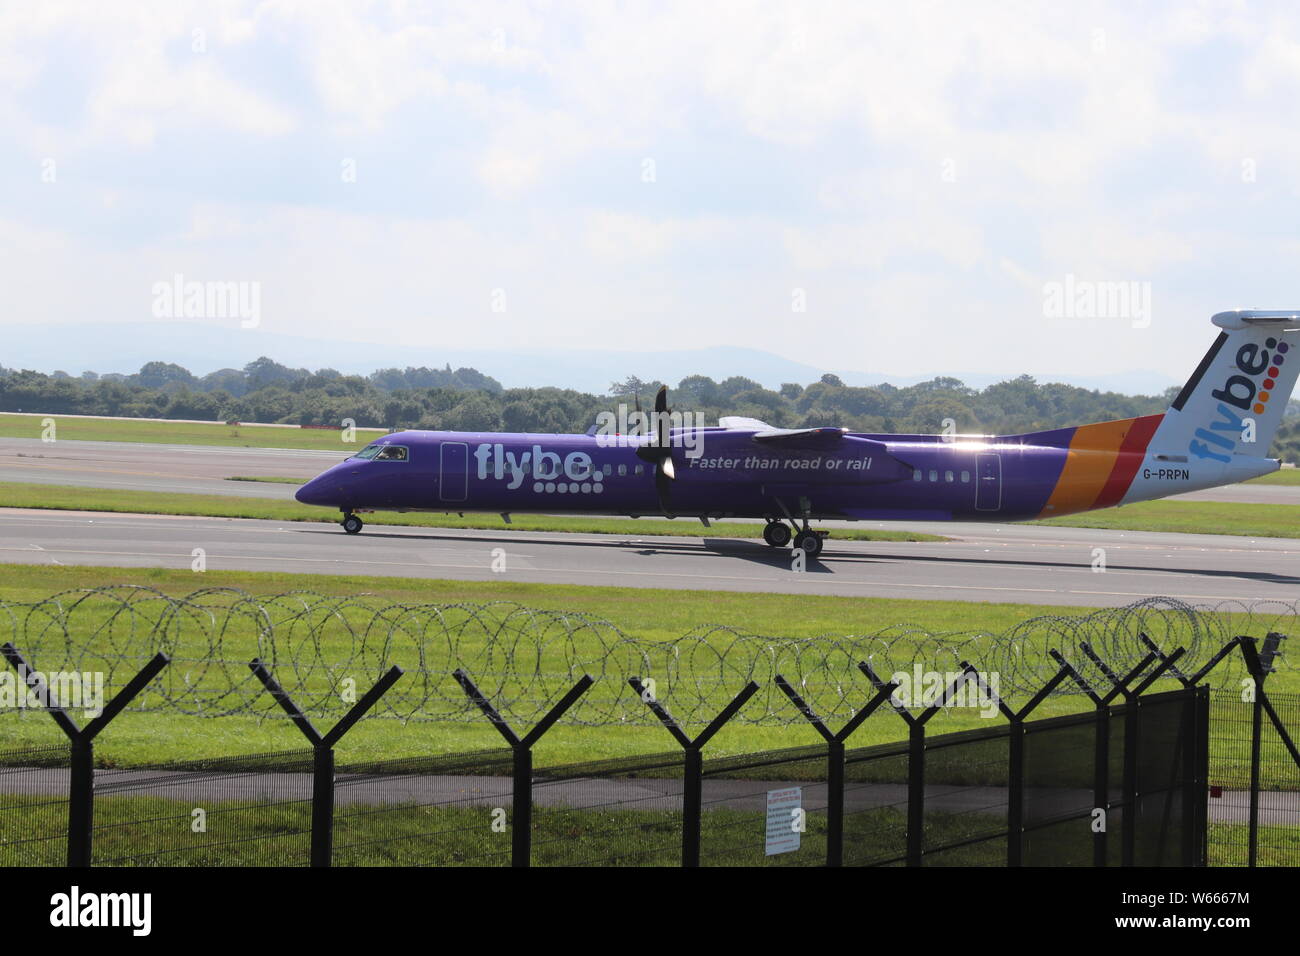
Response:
[342,514,364,535]
[763,521,792,548]
[793,530,823,559]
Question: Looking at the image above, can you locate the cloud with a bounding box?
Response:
[6,2,1300,383]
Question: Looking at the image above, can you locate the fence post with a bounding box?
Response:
[860,661,980,867]
[774,673,898,867]
[1081,645,1151,867]
[1051,650,1107,866]
[454,669,594,868]
[1236,634,1292,868]
[1,642,169,867]
[1080,642,1188,866]
[67,737,93,868]
[248,658,404,868]
[967,660,1069,866]
[1183,686,1208,867]
[627,677,759,867]
[857,662,923,866]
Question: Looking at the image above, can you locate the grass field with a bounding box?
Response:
[0,563,1289,770]
[0,563,1092,766]
[0,412,386,450]
[0,481,944,541]
[2,731,1268,867]
[1245,468,1300,486]
[28,790,1280,867]
[3,789,1011,867]
[1029,499,1300,537]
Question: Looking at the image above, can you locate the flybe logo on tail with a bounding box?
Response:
[1190,336,1291,463]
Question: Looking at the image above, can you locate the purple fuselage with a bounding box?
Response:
[296,428,1076,522]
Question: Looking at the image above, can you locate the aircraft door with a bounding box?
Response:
[975,453,1001,511]
[439,441,469,502]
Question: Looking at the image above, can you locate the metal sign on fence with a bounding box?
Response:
[765,787,802,856]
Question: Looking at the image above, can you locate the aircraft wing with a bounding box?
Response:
[715,416,910,471]
[718,416,850,445]
[751,426,849,445]
[718,415,774,430]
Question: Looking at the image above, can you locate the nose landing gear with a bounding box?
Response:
[341,513,364,535]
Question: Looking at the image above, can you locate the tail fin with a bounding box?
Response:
[1148,311,1300,470]
[1028,312,1298,518]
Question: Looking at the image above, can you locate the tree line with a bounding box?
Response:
[1,357,1296,463]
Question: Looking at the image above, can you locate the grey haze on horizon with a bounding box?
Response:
[2,321,1178,397]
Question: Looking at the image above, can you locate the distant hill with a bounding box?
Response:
[0,321,1178,396]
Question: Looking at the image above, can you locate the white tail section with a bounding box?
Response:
[1146,311,1299,477]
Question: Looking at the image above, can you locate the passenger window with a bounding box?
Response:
[929,470,938,482]
[634,464,645,476]
[618,464,627,477]
[912,469,922,482]
[603,464,613,476]
[374,445,408,461]
[945,470,954,483]
[961,471,970,483]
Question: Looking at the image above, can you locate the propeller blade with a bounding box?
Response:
[653,385,672,449]
[661,455,675,480]
[655,468,675,518]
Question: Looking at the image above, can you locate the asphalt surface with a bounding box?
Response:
[0,437,337,499]
[0,765,1283,825]
[1,436,1295,504]
[1,507,1297,607]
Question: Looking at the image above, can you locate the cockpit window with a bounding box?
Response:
[351,444,409,461]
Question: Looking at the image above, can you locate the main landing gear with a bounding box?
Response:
[763,518,825,558]
[341,513,364,535]
[762,520,792,548]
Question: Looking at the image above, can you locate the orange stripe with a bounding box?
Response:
[1038,418,1132,517]
[1092,414,1163,509]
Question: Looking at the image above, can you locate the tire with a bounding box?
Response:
[763,522,792,548]
[793,530,823,558]
[342,514,364,535]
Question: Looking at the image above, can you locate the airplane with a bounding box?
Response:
[295,310,1300,557]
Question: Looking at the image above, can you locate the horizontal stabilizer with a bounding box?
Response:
[1211,310,1300,331]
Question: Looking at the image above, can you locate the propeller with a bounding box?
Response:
[635,385,676,516]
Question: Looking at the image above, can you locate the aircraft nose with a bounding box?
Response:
[295,475,336,505]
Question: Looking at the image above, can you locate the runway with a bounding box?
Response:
[0,437,333,499]
[1,507,1296,608]
[1,436,1295,504]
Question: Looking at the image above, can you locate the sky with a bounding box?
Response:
[3,1,1300,384]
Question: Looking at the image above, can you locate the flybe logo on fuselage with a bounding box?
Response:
[473,443,602,493]
[1190,336,1290,464]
